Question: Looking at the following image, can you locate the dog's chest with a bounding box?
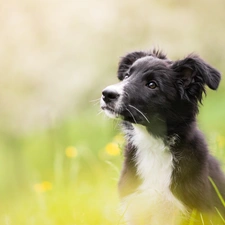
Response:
[121,125,185,225]
[133,126,173,190]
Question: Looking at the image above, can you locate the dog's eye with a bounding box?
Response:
[124,73,130,79]
[147,81,157,89]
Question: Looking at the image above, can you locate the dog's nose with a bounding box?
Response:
[102,88,120,103]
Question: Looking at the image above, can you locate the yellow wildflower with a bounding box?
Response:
[65,146,78,158]
[105,142,120,156]
[34,181,52,193]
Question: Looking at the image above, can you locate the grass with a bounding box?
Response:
[0,110,123,225]
[0,102,225,225]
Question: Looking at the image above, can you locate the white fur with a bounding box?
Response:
[121,124,186,225]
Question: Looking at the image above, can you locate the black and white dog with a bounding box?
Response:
[100,49,225,225]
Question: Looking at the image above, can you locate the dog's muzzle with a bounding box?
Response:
[100,83,125,118]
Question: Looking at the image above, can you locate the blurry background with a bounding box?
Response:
[0,0,225,224]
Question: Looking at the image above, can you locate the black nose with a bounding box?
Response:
[102,88,120,103]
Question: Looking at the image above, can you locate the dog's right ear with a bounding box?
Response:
[117,51,147,80]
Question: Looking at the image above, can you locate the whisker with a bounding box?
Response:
[155,115,165,123]
[113,119,121,130]
[90,98,101,106]
[97,110,103,116]
[90,98,101,103]
[126,107,137,124]
[128,104,150,123]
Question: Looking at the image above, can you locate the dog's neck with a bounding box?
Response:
[123,117,197,144]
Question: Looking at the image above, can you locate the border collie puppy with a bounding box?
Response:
[100,49,225,225]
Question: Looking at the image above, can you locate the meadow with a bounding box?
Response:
[0,90,225,225]
[0,107,124,225]
[1,0,225,224]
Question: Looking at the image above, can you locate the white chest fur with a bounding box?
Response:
[121,125,185,225]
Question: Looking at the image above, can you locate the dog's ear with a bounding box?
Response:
[117,51,147,80]
[171,54,221,103]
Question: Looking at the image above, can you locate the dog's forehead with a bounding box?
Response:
[133,56,155,65]
[132,56,166,69]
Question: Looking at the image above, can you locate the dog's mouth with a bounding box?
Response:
[101,105,121,119]
[101,105,114,112]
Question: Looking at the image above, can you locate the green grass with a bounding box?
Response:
[0,111,123,225]
[0,104,225,225]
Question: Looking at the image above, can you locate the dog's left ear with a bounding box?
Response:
[117,51,147,80]
[171,54,221,102]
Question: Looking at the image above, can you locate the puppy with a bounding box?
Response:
[100,49,225,225]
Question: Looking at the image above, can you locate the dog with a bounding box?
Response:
[100,49,225,225]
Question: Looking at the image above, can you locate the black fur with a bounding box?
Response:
[102,49,225,224]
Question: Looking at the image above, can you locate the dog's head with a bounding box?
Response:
[100,49,221,136]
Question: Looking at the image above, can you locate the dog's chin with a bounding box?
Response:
[101,106,120,119]
[104,109,119,119]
